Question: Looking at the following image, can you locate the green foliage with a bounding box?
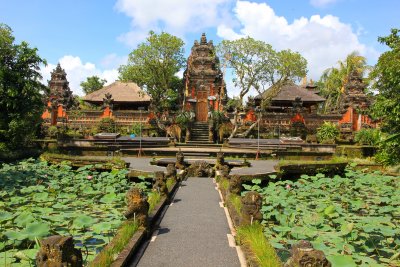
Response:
[98,117,117,133]
[0,24,48,149]
[119,31,185,114]
[89,220,139,267]
[370,29,400,165]
[0,159,135,264]
[175,111,193,130]
[247,169,400,266]
[354,128,381,145]
[148,191,161,213]
[217,37,307,137]
[316,122,339,143]
[236,223,282,267]
[80,75,107,95]
[318,52,370,113]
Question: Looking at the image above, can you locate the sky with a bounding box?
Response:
[1,0,399,96]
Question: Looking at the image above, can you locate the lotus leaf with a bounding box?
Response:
[100,193,117,204]
[327,255,357,267]
[14,212,36,227]
[23,222,50,240]
[0,211,13,223]
[73,215,96,229]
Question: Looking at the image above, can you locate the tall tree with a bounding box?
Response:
[217,37,307,138]
[370,28,400,165]
[318,52,369,113]
[0,24,47,150]
[80,75,107,95]
[119,31,185,115]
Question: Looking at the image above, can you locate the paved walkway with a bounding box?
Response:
[230,160,278,176]
[132,178,241,267]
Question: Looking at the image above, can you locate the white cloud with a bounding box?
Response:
[217,1,376,81]
[41,55,119,96]
[115,0,234,47]
[310,0,339,8]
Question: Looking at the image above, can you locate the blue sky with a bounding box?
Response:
[1,0,399,96]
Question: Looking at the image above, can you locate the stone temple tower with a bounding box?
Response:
[42,63,74,125]
[182,33,227,122]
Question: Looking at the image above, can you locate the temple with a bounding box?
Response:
[338,70,375,139]
[42,63,74,125]
[182,33,227,121]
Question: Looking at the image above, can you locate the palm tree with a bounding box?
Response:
[318,52,369,113]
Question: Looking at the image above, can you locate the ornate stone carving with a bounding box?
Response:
[124,187,149,226]
[228,175,242,195]
[47,63,74,109]
[102,92,114,109]
[339,69,371,113]
[165,163,177,182]
[284,240,331,267]
[175,150,187,170]
[186,161,214,177]
[153,171,168,197]
[241,191,263,225]
[36,235,82,267]
[214,152,226,170]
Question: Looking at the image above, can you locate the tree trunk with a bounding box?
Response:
[242,119,259,137]
[228,109,239,139]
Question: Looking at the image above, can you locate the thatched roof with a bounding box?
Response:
[83,81,151,103]
[256,83,325,103]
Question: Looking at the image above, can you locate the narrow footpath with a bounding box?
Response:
[131,178,241,267]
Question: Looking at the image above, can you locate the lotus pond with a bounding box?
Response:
[244,167,400,266]
[0,159,137,266]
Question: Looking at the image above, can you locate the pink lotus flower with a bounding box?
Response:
[87,175,93,180]
[285,184,291,190]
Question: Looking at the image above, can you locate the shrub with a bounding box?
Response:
[98,118,117,133]
[316,122,339,143]
[354,128,381,145]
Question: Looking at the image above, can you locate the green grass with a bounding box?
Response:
[166,178,175,192]
[147,191,162,213]
[236,223,282,267]
[219,177,229,191]
[90,220,139,267]
[228,194,242,214]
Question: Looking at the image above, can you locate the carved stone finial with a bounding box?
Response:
[165,163,177,182]
[229,175,242,195]
[284,240,331,267]
[200,33,207,44]
[103,92,114,109]
[124,187,149,226]
[175,149,186,170]
[153,171,168,196]
[240,191,263,225]
[214,152,226,171]
[36,235,83,267]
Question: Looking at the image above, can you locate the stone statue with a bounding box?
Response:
[284,240,331,267]
[214,152,226,170]
[229,175,242,195]
[124,187,149,226]
[186,161,214,177]
[153,171,168,197]
[241,191,263,225]
[102,92,114,109]
[175,150,187,170]
[36,235,83,267]
[165,163,177,182]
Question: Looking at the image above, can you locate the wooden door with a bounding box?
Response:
[196,91,208,121]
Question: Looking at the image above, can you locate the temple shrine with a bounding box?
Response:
[182,33,227,121]
[41,64,74,125]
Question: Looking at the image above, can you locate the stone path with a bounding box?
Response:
[130,178,241,267]
[230,160,278,176]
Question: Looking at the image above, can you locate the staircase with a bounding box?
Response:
[188,122,213,144]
